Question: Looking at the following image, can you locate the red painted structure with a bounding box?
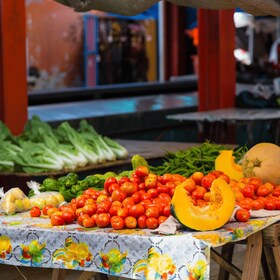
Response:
[198,9,236,111]
[163,3,186,80]
[0,2,236,134]
[0,0,27,135]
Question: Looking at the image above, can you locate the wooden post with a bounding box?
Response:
[0,0,27,135]
[198,9,236,111]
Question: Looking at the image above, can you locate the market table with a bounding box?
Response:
[1,212,280,280]
[167,108,280,145]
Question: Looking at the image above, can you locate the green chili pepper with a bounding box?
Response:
[150,141,248,177]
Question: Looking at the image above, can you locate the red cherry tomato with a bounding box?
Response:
[158,215,168,225]
[130,173,142,184]
[146,217,159,229]
[111,189,127,202]
[120,182,138,196]
[274,199,280,210]
[135,166,149,178]
[191,187,207,200]
[129,203,145,218]
[130,192,142,203]
[76,197,86,209]
[147,188,159,198]
[242,185,255,198]
[145,173,158,189]
[108,183,120,195]
[183,178,196,193]
[235,209,250,222]
[109,204,122,216]
[157,184,169,194]
[96,201,111,214]
[252,200,264,210]
[117,207,129,219]
[201,174,216,189]
[140,192,152,201]
[47,207,59,218]
[158,193,172,204]
[51,214,65,226]
[124,216,137,229]
[110,216,125,230]
[191,171,204,185]
[82,217,96,228]
[272,188,280,197]
[30,206,41,217]
[118,177,131,185]
[104,177,118,190]
[83,204,97,216]
[137,215,147,229]
[162,205,171,217]
[42,205,54,216]
[265,200,276,210]
[122,197,135,210]
[145,206,160,218]
[61,211,75,224]
[159,174,173,184]
[257,185,271,197]
[77,214,90,226]
[95,213,110,228]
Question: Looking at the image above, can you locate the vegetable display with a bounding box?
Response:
[149,141,247,177]
[3,137,280,231]
[30,166,187,229]
[0,116,128,173]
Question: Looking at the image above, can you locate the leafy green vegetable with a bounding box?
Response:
[0,121,18,143]
[103,136,128,159]
[20,116,88,169]
[14,140,64,173]
[78,119,116,162]
[0,116,128,173]
[55,121,100,164]
[0,141,22,171]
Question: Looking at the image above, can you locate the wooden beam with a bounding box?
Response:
[211,248,242,279]
[198,9,236,111]
[242,231,263,280]
[0,0,27,135]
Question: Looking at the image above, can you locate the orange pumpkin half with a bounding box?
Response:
[170,177,236,231]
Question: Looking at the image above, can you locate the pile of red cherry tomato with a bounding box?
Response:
[230,177,280,222]
[29,166,280,229]
[30,166,186,230]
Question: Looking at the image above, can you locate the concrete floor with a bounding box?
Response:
[0,244,265,280]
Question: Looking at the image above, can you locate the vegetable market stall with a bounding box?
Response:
[0,212,280,280]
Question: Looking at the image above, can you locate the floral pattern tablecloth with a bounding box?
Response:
[0,212,280,280]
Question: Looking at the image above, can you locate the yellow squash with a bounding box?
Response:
[215,150,243,181]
